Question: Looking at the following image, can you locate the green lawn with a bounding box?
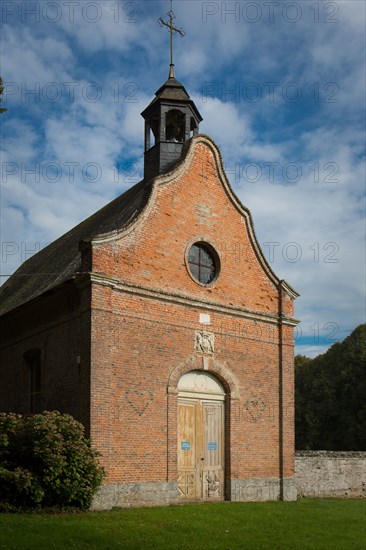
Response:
[0,500,365,550]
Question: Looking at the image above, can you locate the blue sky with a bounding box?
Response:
[0,0,365,357]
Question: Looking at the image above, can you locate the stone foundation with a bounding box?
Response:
[92,477,298,510]
[91,481,179,510]
[228,477,297,502]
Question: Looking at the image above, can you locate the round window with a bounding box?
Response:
[187,242,219,285]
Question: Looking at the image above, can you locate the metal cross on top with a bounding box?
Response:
[158,0,185,78]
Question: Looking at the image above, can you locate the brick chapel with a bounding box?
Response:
[0,34,299,507]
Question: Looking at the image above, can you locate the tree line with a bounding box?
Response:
[295,323,366,450]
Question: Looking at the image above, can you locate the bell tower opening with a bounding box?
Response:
[166,109,185,142]
[190,117,198,138]
[146,116,159,149]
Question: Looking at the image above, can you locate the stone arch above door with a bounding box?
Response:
[167,357,240,399]
[178,371,225,401]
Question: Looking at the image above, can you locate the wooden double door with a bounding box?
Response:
[178,398,225,501]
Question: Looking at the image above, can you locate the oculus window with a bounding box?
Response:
[188,242,219,285]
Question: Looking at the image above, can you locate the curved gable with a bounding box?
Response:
[91,135,298,302]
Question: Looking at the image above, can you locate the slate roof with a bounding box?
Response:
[151,77,191,102]
[0,179,152,317]
[141,76,203,122]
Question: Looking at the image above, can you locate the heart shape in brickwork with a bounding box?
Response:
[125,387,153,416]
[243,396,267,422]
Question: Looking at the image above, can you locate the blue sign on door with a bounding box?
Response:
[208,442,217,451]
[181,441,190,450]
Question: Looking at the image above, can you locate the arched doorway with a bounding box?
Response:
[177,371,226,501]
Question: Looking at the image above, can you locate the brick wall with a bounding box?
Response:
[89,285,292,482]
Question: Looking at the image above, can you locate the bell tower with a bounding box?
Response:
[141,3,203,181]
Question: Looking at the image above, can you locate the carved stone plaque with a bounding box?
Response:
[195,330,214,355]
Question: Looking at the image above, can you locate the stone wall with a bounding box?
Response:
[92,455,366,508]
[295,451,366,498]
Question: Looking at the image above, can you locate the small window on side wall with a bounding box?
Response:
[24,349,42,414]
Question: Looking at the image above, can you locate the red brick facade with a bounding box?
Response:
[0,135,299,507]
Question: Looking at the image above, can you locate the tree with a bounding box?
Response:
[295,324,366,450]
[0,411,105,511]
[0,78,7,114]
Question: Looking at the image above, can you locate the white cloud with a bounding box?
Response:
[2,24,74,89]
[55,0,143,53]
[198,97,253,147]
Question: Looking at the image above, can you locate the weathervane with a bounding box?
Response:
[158,0,185,78]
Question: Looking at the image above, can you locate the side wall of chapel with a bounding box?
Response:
[0,283,92,431]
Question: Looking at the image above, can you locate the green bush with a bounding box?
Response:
[0,466,44,511]
[0,411,105,511]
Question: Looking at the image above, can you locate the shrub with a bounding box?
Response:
[0,411,105,511]
[0,466,44,511]
[0,413,22,465]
